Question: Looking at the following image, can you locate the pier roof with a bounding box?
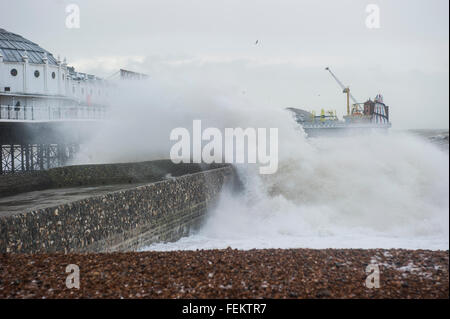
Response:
[0,28,58,65]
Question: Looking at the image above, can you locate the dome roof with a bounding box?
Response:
[0,28,58,65]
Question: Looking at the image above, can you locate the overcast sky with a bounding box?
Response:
[1,0,448,129]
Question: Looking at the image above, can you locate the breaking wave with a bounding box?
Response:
[146,131,449,251]
[74,78,449,250]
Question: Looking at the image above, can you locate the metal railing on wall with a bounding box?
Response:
[0,105,107,121]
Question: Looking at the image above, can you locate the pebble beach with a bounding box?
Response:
[0,248,448,299]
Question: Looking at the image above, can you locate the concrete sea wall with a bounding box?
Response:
[0,161,237,253]
[0,160,228,197]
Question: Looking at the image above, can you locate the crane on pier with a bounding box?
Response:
[325,67,361,116]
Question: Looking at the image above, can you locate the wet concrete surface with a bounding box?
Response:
[0,183,147,217]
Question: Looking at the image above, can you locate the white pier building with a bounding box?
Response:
[0,28,108,121]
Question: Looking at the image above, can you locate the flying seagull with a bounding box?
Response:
[255,40,259,45]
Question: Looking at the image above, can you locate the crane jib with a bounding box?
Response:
[325,67,359,105]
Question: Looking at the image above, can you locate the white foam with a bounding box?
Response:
[142,132,449,251]
[71,78,449,251]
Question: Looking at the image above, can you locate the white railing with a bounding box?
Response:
[0,104,107,121]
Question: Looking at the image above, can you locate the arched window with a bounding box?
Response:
[52,72,56,79]
[34,70,40,78]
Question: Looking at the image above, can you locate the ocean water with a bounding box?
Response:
[142,130,449,251]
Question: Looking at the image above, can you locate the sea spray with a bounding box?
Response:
[188,132,449,250]
[70,77,449,250]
